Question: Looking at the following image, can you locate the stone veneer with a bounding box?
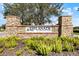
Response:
[59,16,73,36]
[2,15,73,38]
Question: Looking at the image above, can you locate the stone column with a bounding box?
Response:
[58,16,73,36]
[5,15,21,36]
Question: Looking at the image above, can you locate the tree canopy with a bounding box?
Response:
[3,3,63,25]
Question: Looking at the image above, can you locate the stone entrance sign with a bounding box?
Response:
[4,15,73,38]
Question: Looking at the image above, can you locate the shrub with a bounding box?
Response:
[54,39,62,53]
[16,49,23,56]
[8,48,15,51]
[60,36,68,41]
[0,38,5,48]
[22,36,78,55]
[23,39,35,46]
[30,41,37,50]
[27,49,34,55]
[23,46,29,51]
[4,36,19,48]
[4,41,11,48]
[0,48,3,53]
[38,36,45,40]
[4,40,18,48]
[63,41,74,52]
[7,36,21,41]
[0,36,20,49]
[73,38,79,46]
[11,36,21,41]
[11,40,18,48]
[35,43,53,56]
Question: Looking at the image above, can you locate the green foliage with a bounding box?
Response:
[55,39,62,53]
[22,37,53,56]
[63,41,74,52]
[4,40,18,48]
[0,24,5,31]
[73,37,79,46]
[73,26,79,34]
[23,39,35,47]
[7,36,21,41]
[22,36,79,55]
[23,46,29,51]
[36,44,53,56]
[4,3,63,25]
[16,49,23,56]
[0,36,79,56]
[60,36,79,46]
[11,40,18,47]
[4,41,12,48]
[0,48,3,53]
[0,37,5,48]
[0,36,20,48]
[8,48,15,51]
[27,49,34,55]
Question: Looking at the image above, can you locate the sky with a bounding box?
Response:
[0,3,79,27]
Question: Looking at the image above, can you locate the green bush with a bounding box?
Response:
[16,49,23,56]
[0,37,5,48]
[35,43,53,56]
[23,36,75,55]
[73,38,79,46]
[4,41,12,48]
[11,40,18,47]
[38,36,45,40]
[0,36,20,49]
[23,37,53,56]
[23,39,35,46]
[3,36,19,48]
[63,41,74,52]
[55,39,62,53]
[60,36,79,45]
[4,40,18,48]
[0,48,3,53]
[8,48,15,51]
[23,46,29,51]
[0,35,78,56]
[27,49,34,55]
[7,36,21,41]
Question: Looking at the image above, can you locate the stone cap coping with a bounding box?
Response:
[5,15,20,19]
[59,16,72,18]
[6,25,59,27]
[17,32,58,34]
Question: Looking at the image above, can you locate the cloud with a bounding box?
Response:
[0,4,4,13]
[73,7,79,11]
[62,8,71,12]
[72,17,79,27]
[50,16,58,25]
[0,11,6,26]
[62,8,73,15]
[0,13,4,19]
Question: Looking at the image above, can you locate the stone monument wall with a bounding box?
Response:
[2,15,73,38]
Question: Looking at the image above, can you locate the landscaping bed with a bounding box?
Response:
[0,36,79,56]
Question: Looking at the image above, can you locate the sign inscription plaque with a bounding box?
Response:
[25,26,52,32]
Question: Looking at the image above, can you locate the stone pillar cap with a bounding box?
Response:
[6,15,20,19]
[59,16,72,17]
